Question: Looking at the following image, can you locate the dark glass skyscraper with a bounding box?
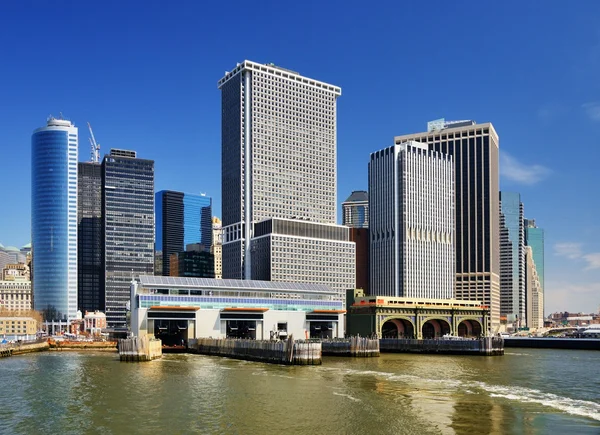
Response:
[102,149,154,329]
[77,162,103,313]
[31,117,78,321]
[155,190,212,276]
[394,119,501,331]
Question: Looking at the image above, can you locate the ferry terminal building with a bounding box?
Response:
[130,276,345,345]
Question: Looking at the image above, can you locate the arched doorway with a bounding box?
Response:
[457,320,482,338]
[381,318,415,338]
[421,319,451,339]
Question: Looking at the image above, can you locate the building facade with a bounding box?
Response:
[31,117,78,321]
[102,149,154,329]
[169,249,215,278]
[2,264,30,281]
[349,228,369,294]
[77,162,103,314]
[0,317,37,340]
[155,191,212,276]
[394,119,500,331]
[219,60,347,280]
[524,218,544,299]
[0,280,32,311]
[499,192,525,327]
[211,217,222,279]
[369,141,454,300]
[248,218,355,299]
[131,276,345,344]
[525,246,544,329]
[342,191,369,228]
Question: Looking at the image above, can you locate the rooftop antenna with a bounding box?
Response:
[87,122,101,163]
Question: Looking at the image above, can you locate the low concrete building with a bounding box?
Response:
[347,290,490,339]
[0,316,37,340]
[131,276,345,345]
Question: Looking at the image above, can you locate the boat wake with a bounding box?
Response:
[333,392,361,402]
[472,383,600,422]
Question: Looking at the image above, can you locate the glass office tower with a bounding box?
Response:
[31,117,78,321]
[103,149,154,329]
[78,162,103,313]
[499,192,525,326]
[155,190,212,276]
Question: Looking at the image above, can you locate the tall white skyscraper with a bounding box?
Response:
[218,61,354,299]
[31,117,78,321]
[369,141,454,299]
[394,120,500,331]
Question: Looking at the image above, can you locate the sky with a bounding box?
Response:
[0,1,599,314]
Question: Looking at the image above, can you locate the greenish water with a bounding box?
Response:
[0,349,598,434]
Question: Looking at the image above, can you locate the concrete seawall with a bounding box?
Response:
[1,341,50,357]
[380,337,504,356]
[321,337,380,357]
[505,337,600,350]
[194,338,322,365]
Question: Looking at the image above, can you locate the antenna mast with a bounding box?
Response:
[87,122,101,163]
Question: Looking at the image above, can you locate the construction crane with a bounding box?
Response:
[87,122,101,163]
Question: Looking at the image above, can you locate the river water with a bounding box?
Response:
[0,348,598,434]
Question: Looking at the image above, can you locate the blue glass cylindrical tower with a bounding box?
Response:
[32,117,78,321]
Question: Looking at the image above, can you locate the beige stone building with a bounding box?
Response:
[0,280,32,311]
[0,316,37,338]
[211,217,222,279]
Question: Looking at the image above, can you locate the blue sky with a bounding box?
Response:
[1,1,599,314]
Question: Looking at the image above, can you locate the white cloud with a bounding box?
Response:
[582,253,600,270]
[500,152,551,185]
[554,242,583,259]
[537,103,568,121]
[582,102,600,121]
[554,242,600,270]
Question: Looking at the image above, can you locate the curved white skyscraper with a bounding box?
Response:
[31,117,78,321]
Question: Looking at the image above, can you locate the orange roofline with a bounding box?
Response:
[149,306,200,311]
[221,307,269,312]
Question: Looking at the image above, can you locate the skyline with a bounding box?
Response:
[1,2,599,313]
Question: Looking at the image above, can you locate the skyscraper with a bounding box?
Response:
[524,218,544,295]
[525,218,544,326]
[155,190,212,276]
[525,246,544,329]
[78,162,103,313]
[342,191,369,228]
[369,141,455,299]
[499,192,525,327]
[218,60,354,298]
[102,149,154,329]
[31,117,78,321]
[211,217,223,279]
[394,119,500,330]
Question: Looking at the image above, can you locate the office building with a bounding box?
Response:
[342,190,369,228]
[0,279,32,311]
[218,60,354,298]
[0,245,26,266]
[102,149,154,329]
[499,192,525,327]
[2,263,30,281]
[169,246,215,278]
[211,217,222,279]
[369,141,454,299]
[525,246,544,329]
[77,162,103,313]
[394,119,500,330]
[155,190,212,276]
[524,218,544,296]
[31,117,78,321]
[249,218,355,296]
[349,228,369,294]
[0,316,37,340]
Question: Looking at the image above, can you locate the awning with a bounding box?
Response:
[149,306,200,311]
[221,307,269,312]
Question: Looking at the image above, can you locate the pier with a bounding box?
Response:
[193,337,322,365]
[504,337,600,351]
[380,337,504,355]
[321,337,380,357]
[118,336,162,362]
